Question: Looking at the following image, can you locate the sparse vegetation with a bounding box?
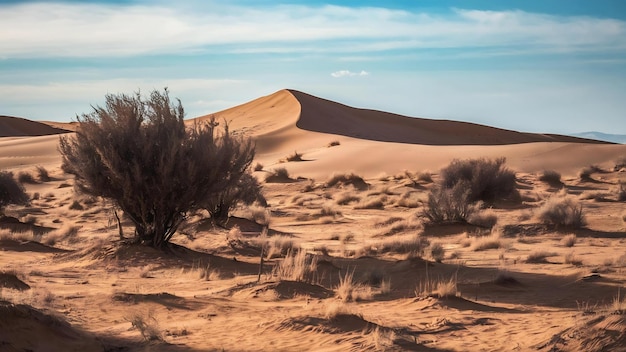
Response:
[564,252,583,266]
[284,151,303,162]
[325,173,369,190]
[466,209,498,228]
[0,171,29,215]
[59,90,255,249]
[471,231,503,251]
[271,250,318,283]
[253,162,264,171]
[36,166,51,182]
[126,311,163,341]
[525,251,556,264]
[17,171,37,184]
[415,277,458,298]
[538,170,562,186]
[422,183,478,224]
[536,194,586,228]
[430,242,445,262]
[265,167,292,183]
[561,234,577,247]
[334,191,361,205]
[327,141,340,147]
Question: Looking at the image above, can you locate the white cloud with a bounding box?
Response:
[0,2,624,58]
[331,70,370,78]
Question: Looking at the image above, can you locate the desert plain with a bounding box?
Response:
[1,89,626,351]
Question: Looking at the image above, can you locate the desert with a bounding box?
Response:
[1,88,626,352]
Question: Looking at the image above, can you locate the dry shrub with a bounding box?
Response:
[334,191,361,205]
[325,173,369,191]
[204,173,265,224]
[396,191,420,208]
[614,156,626,171]
[126,310,163,341]
[17,171,37,184]
[0,171,29,214]
[564,252,583,266]
[422,183,479,224]
[429,242,445,262]
[417,171,433,183]
[35,166,51,182]
[247,205,271,226]
[319,203,341,217]
[265,167,291,183]
[538,170,562,186]
[59,89,255,249]
[561,234,577,247]
[253,162,263,171]
[284,151,303,162]
[536,194,586,228]
[622,212,626,224]
[579,167,595,181]
[440,157,518,203]
[68,200,83,210]
[272,250,318,283]
[466,209,498,228]
[525,251,556,263]
[327,141,340,147]
[43,225,80,246]
[263,235,299,259]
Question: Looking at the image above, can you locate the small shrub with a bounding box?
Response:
[265,167,292,183]
[375,234,429,256]
[325,173,369,191]
[417,171,433,183]
[335,192,361,205]
[538,170,562,186]
[327,141,340,147]
[0,171,29,213]
[396,191,420,208]
[126,311,162,341]
[561,234,577,247]
[536,195,586,228]
[430,242,445,262]
[17,171,37,184]
[253,162,263,171]
[335,271,357,302]
[422,183,478,224]
[285,151,303,162]
[416,277,457,298]
[564,252,583,266]
[579,167,595,181]
[614,156,626,171]
[69,200,84,210]
[35,166,51,182]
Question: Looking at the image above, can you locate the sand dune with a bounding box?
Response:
[0,115,69,137]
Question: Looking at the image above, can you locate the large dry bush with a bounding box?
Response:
[0,171,29,215]
[59,89,255,249]
[424,157,517,224]
[203,173,266,225]
[440,157,518,203]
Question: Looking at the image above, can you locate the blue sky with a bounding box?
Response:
[1,0,625,134]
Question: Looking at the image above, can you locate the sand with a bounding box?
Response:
[1,90,625,351]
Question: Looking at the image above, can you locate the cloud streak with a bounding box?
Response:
[1,2,625,58]
[331,70,370,78]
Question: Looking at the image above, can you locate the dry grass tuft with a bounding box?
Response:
[396,191,421,208]
[17,171,37,184]
[466,209,498,228]
[525,251,556,263]
[471,231,503,251]
[272,250,318,283]
[265,167,292,183]
[334,191,361,205]
[415,277,458,298]
[284,151,303,162]
[325,173,369,191]
[561,234,577,247]
[375,216,423,237]
[354,195,386,210]
[429,242,445,262]
[126,310,163,341]
[564,252,583,266]
[36,166,51,182]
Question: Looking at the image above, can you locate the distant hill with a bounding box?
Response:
[571,132,626,144]
[0,115,70,137]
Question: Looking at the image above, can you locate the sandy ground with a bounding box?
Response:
[1,90,626,351]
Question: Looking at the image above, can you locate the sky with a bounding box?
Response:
[1,0,625,134]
